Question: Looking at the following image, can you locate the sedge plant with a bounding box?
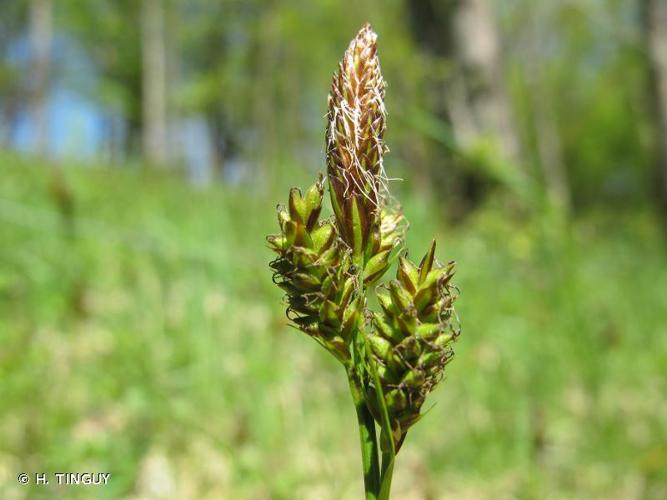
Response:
[268,23,460,499]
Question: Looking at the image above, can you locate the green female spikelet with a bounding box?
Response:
[367,241,459,450]
[268,175,363,363]
[268,23,461,499]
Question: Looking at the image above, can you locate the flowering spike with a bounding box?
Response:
[269,24,462,496]
[366,246,460,450]
[326,23,387,263]
[268,177,359,364]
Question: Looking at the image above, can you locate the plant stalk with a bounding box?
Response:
[348,373,380,499]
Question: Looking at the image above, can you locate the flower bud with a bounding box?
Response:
[362,249,391,285]
[310,223,335,252]
[418,240,436,284]
[397,256,419,294]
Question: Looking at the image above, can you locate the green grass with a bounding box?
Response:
[0,153,666,499]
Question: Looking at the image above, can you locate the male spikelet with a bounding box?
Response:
[268,23,460,458]
[326,23,392,267]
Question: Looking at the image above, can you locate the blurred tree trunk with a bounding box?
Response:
[0,96,20,149]
[141,0,168,166]
[406,0,523,218]
[642,0,667,215]
[253,1,278,184]
[206,112,239,181]
[29,0,52,157]
[451,0,522,167]
[524,7,570,211]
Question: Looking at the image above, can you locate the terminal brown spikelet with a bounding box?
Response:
[326,23,389,265]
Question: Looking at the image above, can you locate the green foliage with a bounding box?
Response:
[61,0,144,118]
[0,154,666,498]
[1,0,660,212]
[1,0,667,497]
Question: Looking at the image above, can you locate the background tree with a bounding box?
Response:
[0,3,28,148]
[141,0,169,167]
[62,0,145,160]
[176,0,261,180]
[642,0,667,217]
[29,0,52,157]
[405,0,523,218]
[511,2,570,211]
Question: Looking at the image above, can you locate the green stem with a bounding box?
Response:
[378,448,395,500]
[363,338,396,500]
[348,373,380,499]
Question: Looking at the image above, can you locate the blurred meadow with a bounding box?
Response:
[1,1,667,499]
